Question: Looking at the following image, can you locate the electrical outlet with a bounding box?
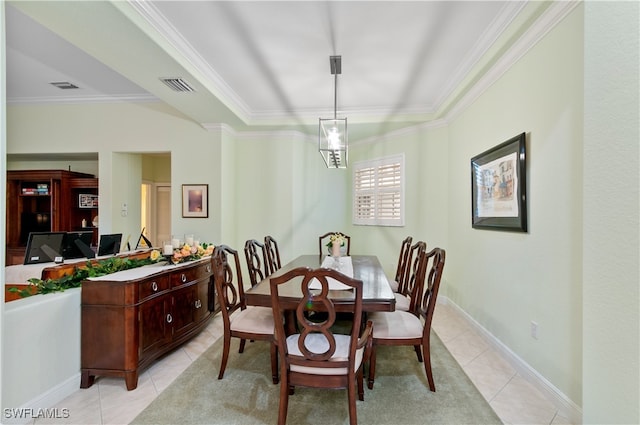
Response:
[530,321,539,339]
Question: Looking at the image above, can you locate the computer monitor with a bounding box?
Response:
[98,233,123,256]
[23,232,65,265]
[61,231,95,260]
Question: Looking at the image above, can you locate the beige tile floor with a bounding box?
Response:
[26,302,571,425]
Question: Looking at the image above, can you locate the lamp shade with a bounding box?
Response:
[319,117,348,168]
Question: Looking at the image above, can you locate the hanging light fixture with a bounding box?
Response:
[319,55,348,168]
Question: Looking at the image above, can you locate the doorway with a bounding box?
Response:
[140,182,171,247]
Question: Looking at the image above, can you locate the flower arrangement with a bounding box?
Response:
[151,242,215,265]
[326,233,346,248]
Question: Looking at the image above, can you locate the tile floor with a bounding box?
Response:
[23,302,572,425]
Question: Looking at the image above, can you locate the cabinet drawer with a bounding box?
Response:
[138,275,170,301]
[171,261,212,287]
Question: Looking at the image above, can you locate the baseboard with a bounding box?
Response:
[438,296,582,424]
[2,373,81,425]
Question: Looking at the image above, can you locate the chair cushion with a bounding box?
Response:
[394,293,411,311]
[286,333,364,375]
[369,310,423,339]
[229,306,274,334]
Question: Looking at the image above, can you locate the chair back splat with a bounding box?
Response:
[394,240,427,312]
[390,236,413,292]
[269,267,373,425]
[212,245,278,383]
[244,239,268,287]
[318,231,351,257]
[264,235,282,275]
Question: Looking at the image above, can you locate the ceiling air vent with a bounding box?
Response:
[50,81,79,89]
[160,77,195,92]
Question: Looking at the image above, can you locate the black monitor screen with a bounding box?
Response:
[98,233,123,256]
[61,231,95,260]
[23,232,65,265]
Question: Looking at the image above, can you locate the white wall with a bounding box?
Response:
[1,1,7,413]
[583,2,640,423]
[3,289,81,413]
[6,103,224,245]
[6,160,98,176]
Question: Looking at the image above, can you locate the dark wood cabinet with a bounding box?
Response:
[5,170,98,264]
[80,259,216,390]
[69,177,99,245]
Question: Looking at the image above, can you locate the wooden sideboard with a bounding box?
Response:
[80,258,217,390]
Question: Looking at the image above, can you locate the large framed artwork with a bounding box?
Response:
[471,132,527,232]
[182,184,208,218]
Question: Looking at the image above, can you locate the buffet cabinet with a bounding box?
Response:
[80,258,216,390]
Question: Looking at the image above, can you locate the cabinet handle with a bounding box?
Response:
[206,265,211,273]
[181,274,187,283]
[195,299,202,309]
[151,281,158,292]
[166,314,173,324]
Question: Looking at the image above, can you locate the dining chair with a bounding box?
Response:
[269,266,373,425]
[263,235,282,275]
[244,239,268,287]
[318,231,351,257]
[389,236,413,292]
[211,245,278,384]
[367,247,446,391]
[395,240,427,311]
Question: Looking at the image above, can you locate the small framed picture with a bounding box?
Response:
[182,184,208,218]
[78,193,99,209]
[471,132,527,232]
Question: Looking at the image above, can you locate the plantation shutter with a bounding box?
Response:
[353,154,404,226]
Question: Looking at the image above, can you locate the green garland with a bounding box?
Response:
[8,256,160,298]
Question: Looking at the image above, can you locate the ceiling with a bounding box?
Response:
[6,1,544,142]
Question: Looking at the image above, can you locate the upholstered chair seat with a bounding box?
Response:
[286,333,366,375]
[229,306,275,334]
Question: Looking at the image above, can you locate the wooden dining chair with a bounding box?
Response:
[367,247,446,391]
[389,236,413,292]
[212,245,278,384]
[270,266,373,425]
[318,232,351,257]
[244,239,268,287]
[395,240,427,311]
[263,235,282,275]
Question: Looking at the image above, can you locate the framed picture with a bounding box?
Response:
[471,132,527,232]
[78,193,99,209]
[182,184,208,218]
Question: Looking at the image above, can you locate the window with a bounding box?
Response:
[353,154,404,226]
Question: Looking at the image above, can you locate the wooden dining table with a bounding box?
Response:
[244,254,396,312]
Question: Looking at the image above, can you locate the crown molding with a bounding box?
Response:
[444,0,581,121]
[127,0,253,123]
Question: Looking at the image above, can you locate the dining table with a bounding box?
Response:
[244,254,396,313]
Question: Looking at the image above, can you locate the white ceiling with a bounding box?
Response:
[6,1,542,142]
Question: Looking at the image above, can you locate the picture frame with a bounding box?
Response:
[471,132,527,232]
[182,184,208,218]
[78,193,98,209]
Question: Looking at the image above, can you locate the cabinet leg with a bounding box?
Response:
[80,370,95,388]
[124,371,139,391]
